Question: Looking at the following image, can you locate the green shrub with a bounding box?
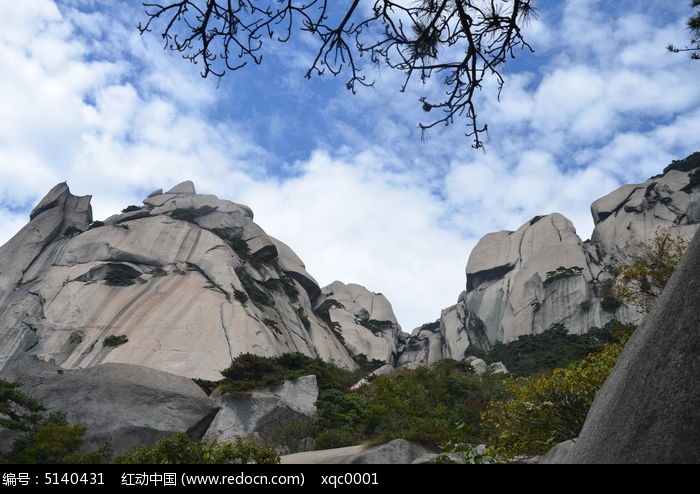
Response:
[104,264,140,287]
[543,266,584,287]
[88,221,105,230]
[482,339,628,460]
[360,319,394,333]
[0,380,44,431]
[280,275,299,301]
[122,205,141,213]
[149,268,168,277]
[355,361,505,447]
[233,289,248,304]
[219,352,361,394]
[103,335,129,347]
[486,325,603,377]
[3,413,110,464]
[117,433,278,464]
[63,226,82,237]
[170,206,217,223]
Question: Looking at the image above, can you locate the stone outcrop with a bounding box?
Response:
[1,357,217,455]
[204,376,318,452]
[548,228,700,464]
[0,181,356,381]
[400,155,699,362]
[342,439,434,464]
[315,282,402,366]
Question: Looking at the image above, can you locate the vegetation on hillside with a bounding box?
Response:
[611,229,688,313]
[485,321,635,376]
[482,335,630,460]
[117,433,279,464]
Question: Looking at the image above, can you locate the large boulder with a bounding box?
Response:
[316,282,402,366]
[549,228,700,464]
[1,357,218,456]
[342,439,434,464]
[204,376,318,452]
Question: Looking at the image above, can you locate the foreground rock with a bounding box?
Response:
[547,228,700,464]
[1,357,218,456]
[343,439,435,464]
[204,376,318,453]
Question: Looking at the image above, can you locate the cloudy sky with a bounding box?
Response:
[1,1,698,331]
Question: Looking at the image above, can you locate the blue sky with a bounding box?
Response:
[1,1,698,331]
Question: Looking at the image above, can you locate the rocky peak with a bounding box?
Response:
[400,153,700,365]
[0,181,359,380]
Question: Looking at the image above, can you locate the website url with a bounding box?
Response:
[181,473,304,486]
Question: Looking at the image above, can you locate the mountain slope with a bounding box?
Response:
[0,181,365,380]
[399,153,700,365]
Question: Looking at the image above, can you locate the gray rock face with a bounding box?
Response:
[549,228,700,464]
[0,182,356,381]
[342,439,434,464]
[204,376,318,451]
[1,357,217,455]
[316,282,402,366]
[400,159,699,363]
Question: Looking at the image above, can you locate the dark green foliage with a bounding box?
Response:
[192,378,222,395]
[419,320,440,332]
[351,353,385,372]
[600,279,622,312]
[315,298,345,327]
[149,267,168,277]
[0,380,44,431]
[360,319,394,334]
[543,266,584,287]
[228,237,251,257]
[233,289,248,304]
[683,168,700,192]
[355,360,505,447]
[121,205,141,213]
[104,264,140,287]
[587,320,636,345]
[315,389,368,449]
[63,226,82,237]
[103,334,129,347]
[117,433,279,464]
[280,275,299,301]
[3,412,110,464]
[486,325,604,377]
[297,308,311,330]
[170,206,217,223]
[235,268,273,308]
[88,221,105,230]
[219,352,360,394]
[661,151,700,175]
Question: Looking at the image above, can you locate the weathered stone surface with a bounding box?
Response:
[167,180,196,194]
[343,439,434,464]
[317,282,401,365]
[539,439,575,463]
[1,357,218,455]
[350,364,394,390]
[0,182,356,380]
[550,229,700,464]
[204,376,318,446]
[403,160,699,366]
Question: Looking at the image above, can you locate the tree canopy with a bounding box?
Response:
[139,0,536,148]
[668,0,700,59]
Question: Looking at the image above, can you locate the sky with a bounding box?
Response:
[0,1,698,332]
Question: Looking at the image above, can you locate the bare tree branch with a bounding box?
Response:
[138,1,536,147]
